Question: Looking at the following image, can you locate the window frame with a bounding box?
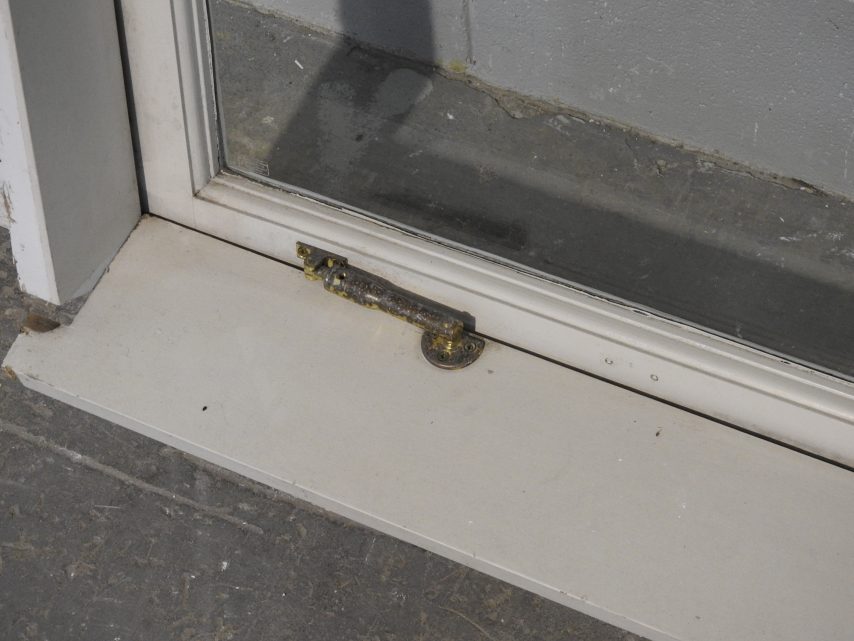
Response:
[6,0,854,465]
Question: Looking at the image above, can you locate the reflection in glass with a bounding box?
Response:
[209,0,854,381]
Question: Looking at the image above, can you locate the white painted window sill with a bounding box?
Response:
[5,217,854,641]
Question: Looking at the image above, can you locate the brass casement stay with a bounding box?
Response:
[297,243,485,369]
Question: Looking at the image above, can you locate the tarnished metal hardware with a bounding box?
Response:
[297,242,485,369]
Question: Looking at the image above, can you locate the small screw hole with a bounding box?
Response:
[438,352,449,361]
[338,272,347,280]
[465,342,476,352]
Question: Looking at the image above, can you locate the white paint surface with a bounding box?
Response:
[194,174,854,467]
[6,217,854,641]
[117,0,216,224]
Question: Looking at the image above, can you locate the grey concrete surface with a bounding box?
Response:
[238,0,854,201]
[212,0,854,380]
[0,229,645,640]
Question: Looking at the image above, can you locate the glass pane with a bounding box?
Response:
[208,0,854,381]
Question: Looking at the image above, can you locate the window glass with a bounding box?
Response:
[209,0,854,381]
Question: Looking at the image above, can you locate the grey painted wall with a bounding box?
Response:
[244,0,854,200]
[4,0,140,302]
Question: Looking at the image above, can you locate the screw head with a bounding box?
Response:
[421,331,485,370]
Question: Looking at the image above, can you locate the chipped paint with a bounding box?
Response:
[0,181,13,225]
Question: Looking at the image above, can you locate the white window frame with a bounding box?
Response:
[4,0,854,466]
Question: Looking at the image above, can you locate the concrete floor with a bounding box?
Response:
[0,229,643,640]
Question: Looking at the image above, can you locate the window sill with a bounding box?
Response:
[5,216,854,641]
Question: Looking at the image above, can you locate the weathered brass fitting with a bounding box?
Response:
[297,242,484,369]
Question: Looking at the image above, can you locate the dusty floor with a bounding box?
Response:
[0,229,643,640]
